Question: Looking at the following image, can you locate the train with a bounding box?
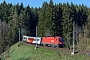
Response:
[22,35,64,48]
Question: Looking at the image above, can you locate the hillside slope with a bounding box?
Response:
[1,42,90,60]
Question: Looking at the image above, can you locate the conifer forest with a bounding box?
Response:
[0,0,90,54]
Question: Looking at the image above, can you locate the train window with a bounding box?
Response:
[37,39,39,41]
[56,39,57,41]
[34,39,36,41]
[23,37,27,39]
[34,39,39,41]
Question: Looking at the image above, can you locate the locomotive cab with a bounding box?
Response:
[58,37,64,47]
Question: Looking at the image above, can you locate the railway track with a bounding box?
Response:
[22,42,90,56]
[23,42,72,52]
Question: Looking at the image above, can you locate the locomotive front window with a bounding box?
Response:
[60,38,64,42]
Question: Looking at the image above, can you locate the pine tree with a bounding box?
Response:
[61,3,73,41]
[8,6,19,45]
[38,1,48,36]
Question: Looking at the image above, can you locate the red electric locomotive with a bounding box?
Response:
[41,36,64,48]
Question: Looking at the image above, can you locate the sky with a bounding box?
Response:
[0,0,90,8]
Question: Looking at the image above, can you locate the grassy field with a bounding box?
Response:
[1,42,90,60]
